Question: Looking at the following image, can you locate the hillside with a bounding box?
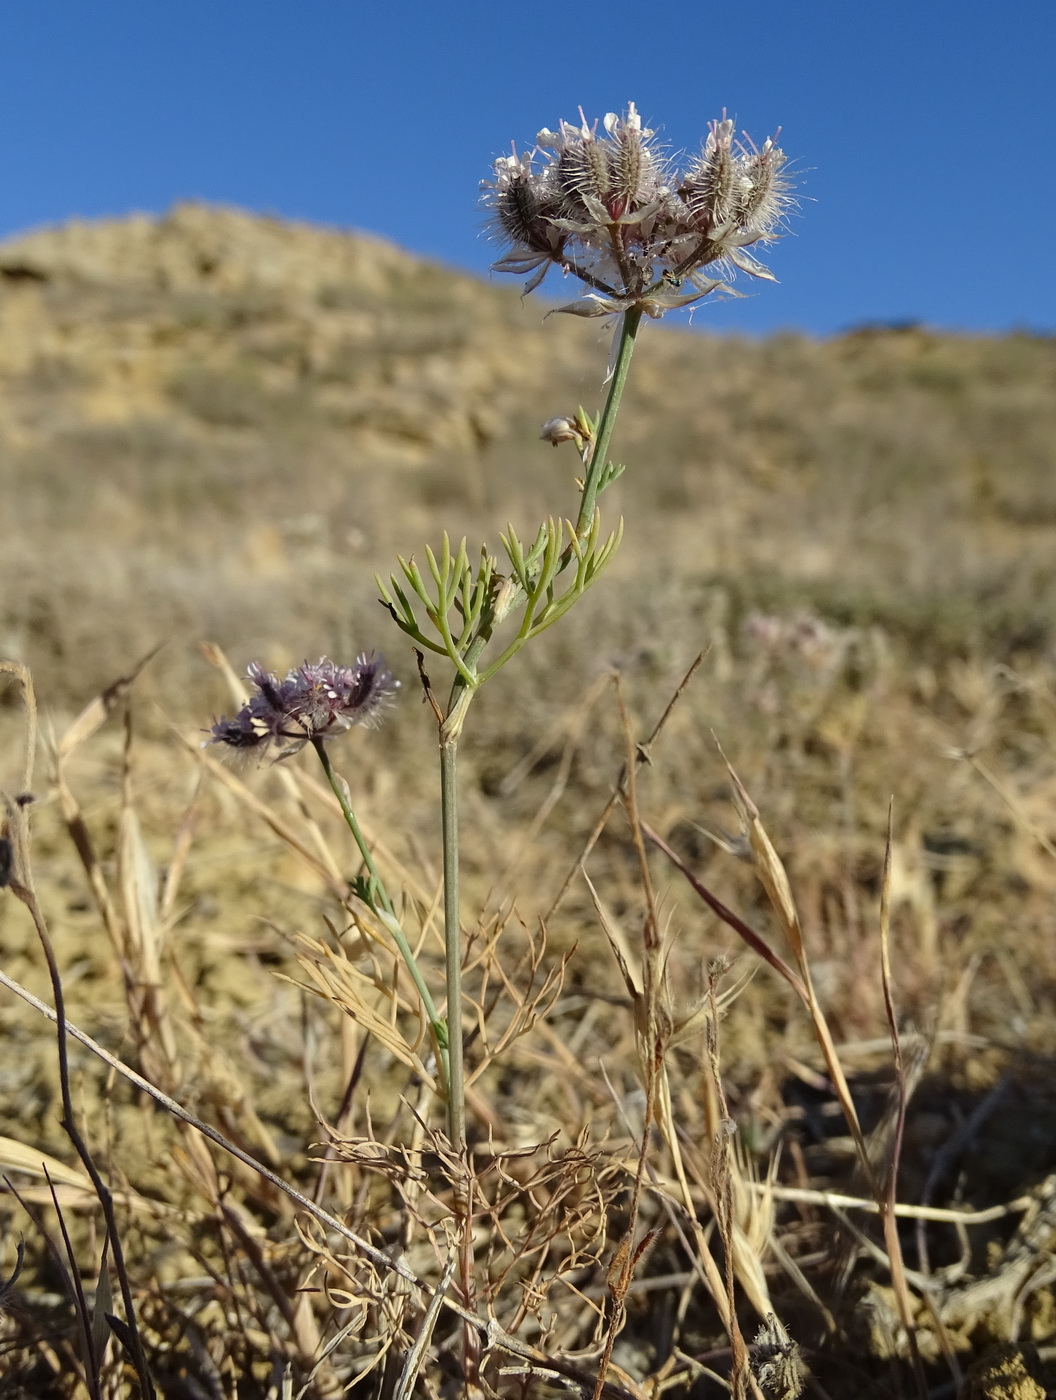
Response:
[2,203,1055,701]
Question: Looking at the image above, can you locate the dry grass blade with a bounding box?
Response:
[393,1248,458,1400]
[749,1183,1035,1224]
[0,659,36,792]
[669,1064,774,1317]
[1,1180,192,1218]
[877,803,927,1397]
[50,755,128,960]
[723,758,802,958]
[0,1138,97,1192]
[89,1238,114,1381]
[545,654,705,922]
[0,966,430,1294]
[44,1169,103,1397]
[967,750,1056,860]
[56,642,163,759]
[159,771,203,924]
[641,823,806,995]
[583,871,640,1004]
[289,932,438,1091]
[182,731,348,895]
[704,980,765,1400]
[652,1061,767,1330]
[119,713,181,1084]
[720,756,872,1180]
[199,639,249,707]
[2,668,158,1398]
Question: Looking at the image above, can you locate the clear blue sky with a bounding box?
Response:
[2,0,1053,335]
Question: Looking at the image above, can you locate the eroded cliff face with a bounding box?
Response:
[0,201,408,294]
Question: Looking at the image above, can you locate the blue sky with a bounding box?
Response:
[1,1,1053,336]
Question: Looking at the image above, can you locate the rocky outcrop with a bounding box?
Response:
[0,202,574,459]
[0,201,409,296]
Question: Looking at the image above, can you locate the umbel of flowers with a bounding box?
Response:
[485,102,792,318]
[209,655,399,758]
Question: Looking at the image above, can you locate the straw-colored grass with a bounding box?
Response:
[2,207,1056,1397]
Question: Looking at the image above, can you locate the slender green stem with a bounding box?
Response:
[427,308,643,1138]
[313,740,391,911]
[440,733,466,1153]
[393,311,641,704]
[312,739,450,1084]
[384,307,642,1145]
[575,305,642,536]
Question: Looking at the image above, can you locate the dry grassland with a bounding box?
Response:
[1,206,1056,1397]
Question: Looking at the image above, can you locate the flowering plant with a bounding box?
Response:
[207,104,794,1390]
[211,104,793,1167]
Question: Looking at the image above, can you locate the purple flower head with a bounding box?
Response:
[207,654,399,759]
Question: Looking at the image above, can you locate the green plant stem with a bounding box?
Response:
[394,307,643,1156]
[427,308,644,1145]
[312,739,450,1084]
[575,306,642,537]
[440,733,466,1154]
[397,309,641,717]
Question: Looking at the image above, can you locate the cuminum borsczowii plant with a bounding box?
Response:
[209,102,793,1161]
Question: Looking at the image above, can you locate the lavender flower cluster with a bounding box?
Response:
[208,655,399,758]
[485,103,792,318]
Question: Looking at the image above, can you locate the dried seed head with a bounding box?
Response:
[556,129,611,217]
[736,136,792,235]
[681,120,793,243]
[490,151,562,255]
[681,117,741,230]
[606,106,664,218]
[752,1315,805,1400]
[485,102,794,316]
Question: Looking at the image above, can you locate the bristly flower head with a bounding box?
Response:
[484,103,793,318]
[207,655,399,759]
